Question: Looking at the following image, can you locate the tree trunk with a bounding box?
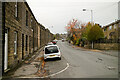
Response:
[92,41,94,49]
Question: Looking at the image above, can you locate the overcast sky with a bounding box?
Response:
[26,0,119,34]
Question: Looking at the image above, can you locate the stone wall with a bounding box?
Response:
[2,1,54,74]
[5,2,21,69]
[95,43,118,50]
[40,25,45,47]
[38,25,40,49]
[4,2,37,71]
[85,43,119,50]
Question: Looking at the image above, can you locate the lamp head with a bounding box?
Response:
[83,9,86,11]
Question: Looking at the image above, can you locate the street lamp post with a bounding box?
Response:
[83,9,94,49]
[83,9,93,23]
[91,10,93,23]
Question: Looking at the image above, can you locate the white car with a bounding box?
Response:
[54,39,58,42]
[47,42,54,45]
[44,45,61,61]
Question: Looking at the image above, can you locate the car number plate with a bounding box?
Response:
[50,55,55,57]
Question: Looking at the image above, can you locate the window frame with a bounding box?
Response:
[109,26,112,30]
[26,10,28,27]
[14,31,18,56]
[15,0,19,19]
[26,35,28,51]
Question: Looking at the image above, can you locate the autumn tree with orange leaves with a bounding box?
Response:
[66,19,104,48]
[65,19,83,45]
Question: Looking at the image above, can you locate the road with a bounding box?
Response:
[45,40,118,78]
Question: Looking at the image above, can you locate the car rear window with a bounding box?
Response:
[48,43,53,45]
[45,46,59,54]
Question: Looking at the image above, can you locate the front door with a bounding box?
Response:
[4,29,8,70]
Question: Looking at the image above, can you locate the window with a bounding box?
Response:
[109,26,112,30]
[31,18,33,30]
[26,35,28,51]
[45,46,59,54]
[15,0,18,18]
[14,31,17,55]
[104,28,107,31]
[30,17,31,27]
[114,24,117,29]
[26,10,28,26]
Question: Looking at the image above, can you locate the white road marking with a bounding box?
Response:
[40,63,69,78]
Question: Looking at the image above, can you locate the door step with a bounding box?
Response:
[4,68,10,73]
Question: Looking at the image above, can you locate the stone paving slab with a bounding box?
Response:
[10,49,46,78]
[13,64,38,77]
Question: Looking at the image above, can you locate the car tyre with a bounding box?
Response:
[59,57,61,60]
[44,59,47,61]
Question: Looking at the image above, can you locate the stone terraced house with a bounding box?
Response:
[102,20,120,40]
[0,0,53,75]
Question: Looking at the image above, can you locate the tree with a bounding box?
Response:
[81,22,104,48]
[65,19,82,44]
[53,34,56,40]
[81,22,92,41]
[66,20,104,48]
[87,24,104,41]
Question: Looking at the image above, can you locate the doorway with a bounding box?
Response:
[4,29,8,70]
[22,34,24,60]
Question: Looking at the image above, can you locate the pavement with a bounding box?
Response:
[3,48,49,79]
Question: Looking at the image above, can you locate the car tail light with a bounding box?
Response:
[45,56,47,59]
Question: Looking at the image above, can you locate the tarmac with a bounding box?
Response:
[69,43,118,57]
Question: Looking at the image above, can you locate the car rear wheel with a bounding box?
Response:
[59,57,61,60]
[44,59,47,61]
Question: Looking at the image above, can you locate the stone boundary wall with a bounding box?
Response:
[84,43,118,50]
[94,43,118,50]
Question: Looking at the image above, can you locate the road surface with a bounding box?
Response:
[45,40,118,78]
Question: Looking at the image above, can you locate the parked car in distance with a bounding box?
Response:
[52,41,56,45]
[62,39,64,42]
[47,42,54,45]
[44,45,61,61]
[54,39,58,43]
[52,40,57,44]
